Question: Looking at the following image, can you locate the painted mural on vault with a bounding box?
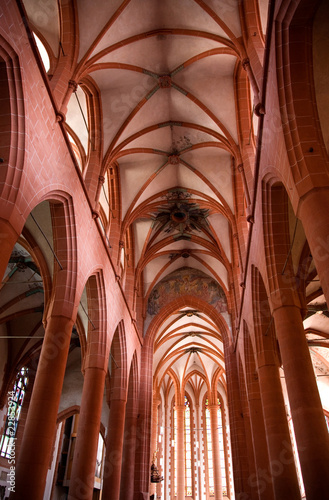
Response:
[147,267,227,316]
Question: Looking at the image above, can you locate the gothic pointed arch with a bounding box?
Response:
[120,350,139,500]
[251,265,281,367]
[0,38,25,207]
[82,270,108,371]
[109,320,128,401]
[275,0,329,197]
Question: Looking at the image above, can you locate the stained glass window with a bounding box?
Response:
[0,367,28,458]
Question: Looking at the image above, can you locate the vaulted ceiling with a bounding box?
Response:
[23,0,266,395]
[3,0,327,401]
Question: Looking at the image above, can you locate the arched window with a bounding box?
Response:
[185,395,192,497]
[67,131,83,170]
[33,33,50,72]
[0,367,29,458]
[172,402,177,497]
[99,170,110,224]
[217,399,227,496]
[171,395,194,498]
[204,397,227,497]
[205,399,214,496]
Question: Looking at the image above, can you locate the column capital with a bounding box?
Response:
[241,57,250,70]
[82,361,107,374]
[68,79,78,92]
[271,299,303,319]
[268,283,302,311]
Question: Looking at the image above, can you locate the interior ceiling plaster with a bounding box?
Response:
[12,0,327,396]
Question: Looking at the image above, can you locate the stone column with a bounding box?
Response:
[299,188,329,307]
[0,218,19,281]
[176,404,185,500]
[257,358,301,500]
[68,366,106,500]
[133,341,153,500]
[240,383,259,500]
[247,394,274,500]
[273,304,329,500]
[209,404,223,500]
[224,345,252,498]
[102,398,127,500]
[120,395,138,500]
[12,314,74,500]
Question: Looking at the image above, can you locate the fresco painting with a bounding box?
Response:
[147,267,227,316]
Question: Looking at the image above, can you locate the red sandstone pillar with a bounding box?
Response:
[247,396,274,500]
[120,399,138,500]
[257,360,301,500]
[11,314,74,500]
[240,383,259,500]
[299,188,329,306]
[176,404,185,500]
[0,218,19,281]
[68,366,106,500]
[102,398,127,500]
[273,304,329,500]
[133,342,153,500]
[209,404,223,500]
[224,345,252,498]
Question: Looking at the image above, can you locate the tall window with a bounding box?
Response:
[0,367,28,458]
[205,399,214,496]
[217,399,227,495]
[33,33,50,72]
[205,397,227,496]
[173,404,177,497]
[185,396,192,496]
[172,396,194,498]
